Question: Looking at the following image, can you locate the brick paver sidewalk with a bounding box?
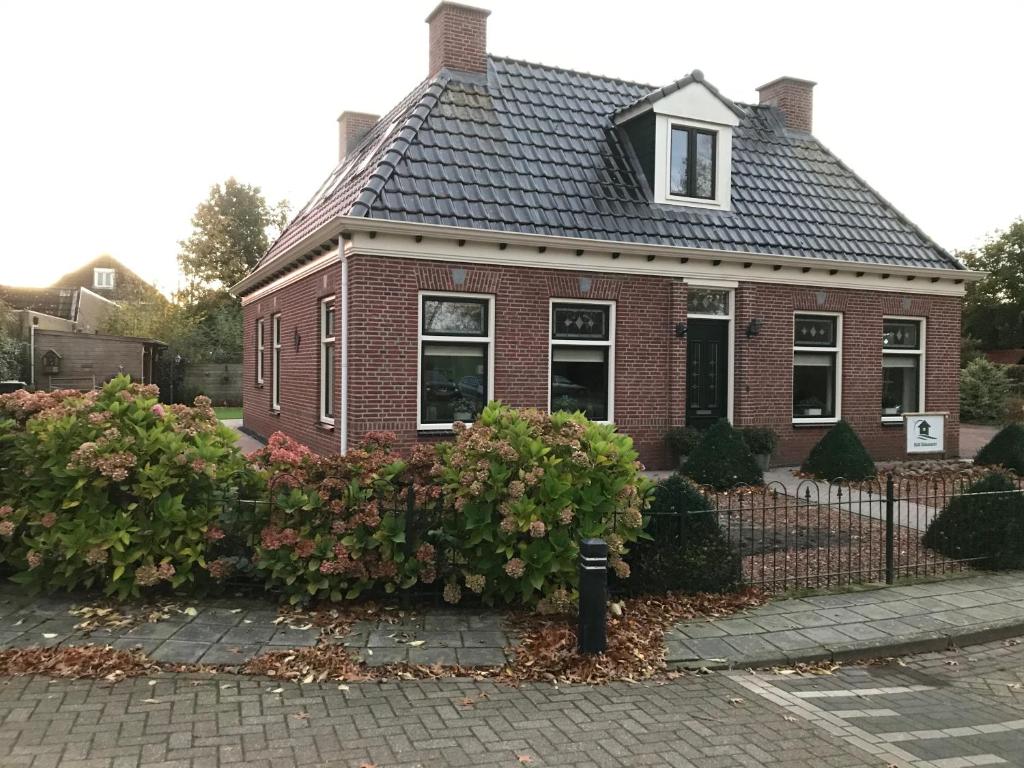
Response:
[0,670,878,767]
[668,571,1024,669]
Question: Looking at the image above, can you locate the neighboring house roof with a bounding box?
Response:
[258,56,962,274]
[0,286,79,320]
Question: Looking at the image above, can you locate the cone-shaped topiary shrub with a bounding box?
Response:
[974,423,1024,474]
[801,419,875,481]
[618,474,743,595]
[922,473,1024,569]
[682,419,763,490]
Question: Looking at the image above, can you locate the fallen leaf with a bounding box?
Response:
[41,633,58,639]
[183,607,198,617]
[268,687,283,694]
[784,715,797,723]
[516,754,534,764]
[728,697,744,706]
[148,680,158,686]
[337,684,350,691]
[142,698,161,704]
[408,640,426,647]
[293,711,310,720]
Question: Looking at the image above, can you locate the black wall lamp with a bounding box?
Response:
[674,322,688,338]
[293,328,302,352]
[746,318,764,338]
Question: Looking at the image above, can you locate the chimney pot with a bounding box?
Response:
[426,1,490,77]
[757,76,816,133]
[337,111,380,163]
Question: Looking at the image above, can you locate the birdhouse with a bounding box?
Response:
[41,349,62,375]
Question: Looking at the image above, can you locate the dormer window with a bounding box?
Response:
[669,125,716,200]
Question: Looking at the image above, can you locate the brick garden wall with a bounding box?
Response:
[243,253,962,470]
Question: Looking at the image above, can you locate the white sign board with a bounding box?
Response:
[905,413,946,454]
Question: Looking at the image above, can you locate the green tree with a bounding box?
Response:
[963,218,1024,348]
[177,178,289,300]
[0,300,25,381]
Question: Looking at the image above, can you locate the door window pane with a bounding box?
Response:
[551,346,608,420]
[422,297,488,336]
[669,126,689,197]
[793,351,836,418]
[421,343,486,425]
[687,288,730,316]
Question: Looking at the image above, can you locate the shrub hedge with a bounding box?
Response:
[619,475,742,595]
[973,423,1024,474]
[922,473,1024,569]
[960,358,1011,423]
[801,420,876,481]
[0,376,252,598]
[682,419,763,490]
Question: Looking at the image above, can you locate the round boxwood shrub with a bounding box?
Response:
[665,426,701,465]
[682,419,763,490]
[974,423,1024,474]
[801,419,875,481]
[618,474,743,595]
[922,473,1024,569]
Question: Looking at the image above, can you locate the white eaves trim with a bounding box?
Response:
[238,249,341,306]
[232,214,983,300]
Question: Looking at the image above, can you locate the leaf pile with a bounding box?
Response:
[500,589,764,684]
[69,601,181,634]
[0,645,160,682]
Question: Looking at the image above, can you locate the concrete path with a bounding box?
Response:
[763,467,940,531]
[221,417,265,455]
[0,586,512,668]
[667,571,1024,670]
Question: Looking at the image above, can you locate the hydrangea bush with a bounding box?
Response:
[250,432,438,604]
[0,376,251,597]
[432,403,653,609]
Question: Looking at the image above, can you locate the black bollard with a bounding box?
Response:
[578,538,608,654]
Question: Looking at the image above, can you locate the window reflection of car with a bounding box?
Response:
[552,375,586,395]
[424,370,459,399]
[458,375,484,399]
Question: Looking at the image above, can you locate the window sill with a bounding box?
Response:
[881,417,904,426]
[270,409,281,417]
[792,417,839,427]
[418,428,456,437]
[317,420,335,431]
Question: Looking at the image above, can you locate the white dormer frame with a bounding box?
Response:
[618,78,741,212]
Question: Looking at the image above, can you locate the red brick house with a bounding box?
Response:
[231,2,980,469]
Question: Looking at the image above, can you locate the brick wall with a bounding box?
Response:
[733,282,961,465]
[346,254,678,468]
[241,264,340,456]
[243,254,962,470]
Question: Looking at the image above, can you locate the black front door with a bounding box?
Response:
[686,319,729,429]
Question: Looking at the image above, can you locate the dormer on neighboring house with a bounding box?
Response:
[614,71,743,211]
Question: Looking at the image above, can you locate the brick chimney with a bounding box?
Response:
[757,76,816,133]
[337,111,379,162]
[426,2,490,77]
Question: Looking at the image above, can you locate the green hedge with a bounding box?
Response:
[974,423,1024,473]
[619,475,742,595]
[801,420,875,481]
[683,420,763,490]
[922,474,1024,569]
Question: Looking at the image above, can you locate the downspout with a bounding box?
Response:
[339,252,349,454]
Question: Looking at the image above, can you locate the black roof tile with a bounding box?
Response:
[258,56,960,272]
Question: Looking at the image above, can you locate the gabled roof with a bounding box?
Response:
[613,69,745,122]
[0,286,78,320]
[253,55,962,280]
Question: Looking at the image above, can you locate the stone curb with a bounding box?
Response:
[665,617,1024,670]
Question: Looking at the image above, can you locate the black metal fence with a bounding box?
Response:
[647,472,1023,593]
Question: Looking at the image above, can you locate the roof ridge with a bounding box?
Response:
[349,72,452,218]
[488,54,657,91]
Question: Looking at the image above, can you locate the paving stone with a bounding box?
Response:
[169,622,228,643]
[408,647,459,666]
[455,647,506,667]
[191,608,246,626]
[675,622,727,638]
[681,637,736,661]
[460,630,507,647]
[198,644,264,665]
[266,626,319,647]
[359,647,408,666]
[150,640,210,663]
[221,624,277,644]
[121,622,180,641]
[108,637,163,654]
[0,631,25,648]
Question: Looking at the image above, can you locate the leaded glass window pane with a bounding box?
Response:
[883,320,920,350]
[552,303,609,340]
[422,297,488,336]
[794,315,837,347]
[687,288,730,316]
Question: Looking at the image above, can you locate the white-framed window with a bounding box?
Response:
[255,318,265,385]
[549,299,615,423]
[669,125,717,200]
[271,314,281,411]
[418,292,494,430]
[882,317,925,421]
[93,268,115,289]
[320,297,336,424]
[793,312,842,424]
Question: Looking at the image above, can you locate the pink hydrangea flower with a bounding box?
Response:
[40,512,57,529]
[151,404,165,418]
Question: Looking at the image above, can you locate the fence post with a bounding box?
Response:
[578,538,608,654]
[885,474,895,585]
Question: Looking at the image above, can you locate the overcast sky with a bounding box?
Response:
[2,0,1021,293]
